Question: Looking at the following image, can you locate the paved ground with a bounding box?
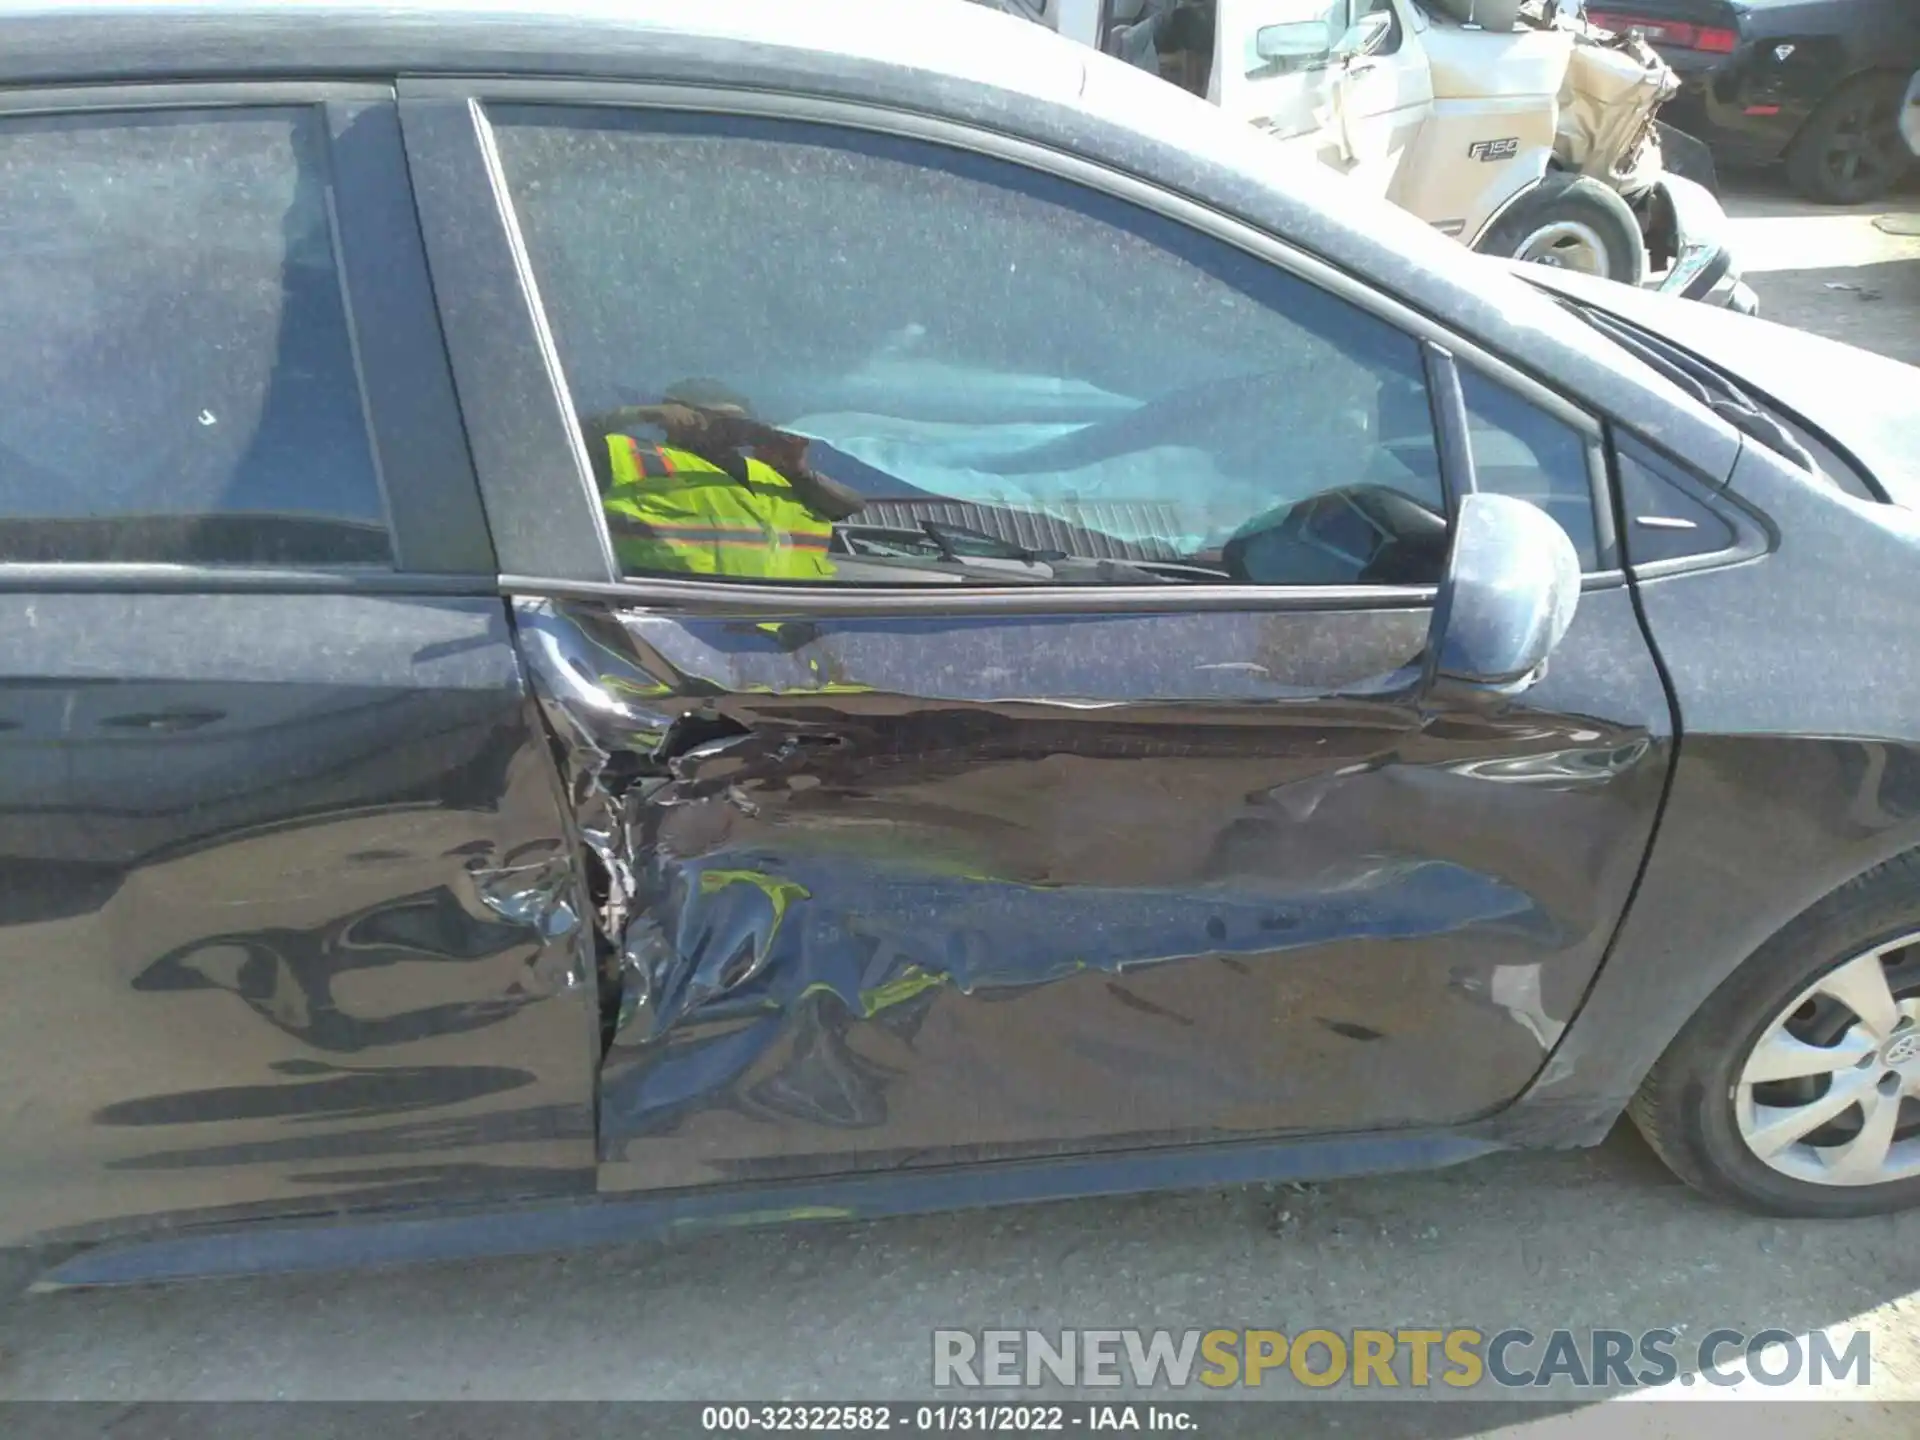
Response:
[1720,170,1920,365]
[2,174,1917,1434]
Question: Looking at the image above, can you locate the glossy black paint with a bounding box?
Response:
[1501,441,1920,1135]
[0,593,596,1247]
[322,96,498,577]
[512,587,1671,1191]
[1604,0,1920,166]
[2,0,1918,1281]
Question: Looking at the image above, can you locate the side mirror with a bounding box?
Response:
[1334,8,1394,58]
[1255,20,1333,62]
[1423,493,1579,704]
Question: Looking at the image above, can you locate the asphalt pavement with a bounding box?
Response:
[1719,171,1920,367]
[2,172,1918,1436]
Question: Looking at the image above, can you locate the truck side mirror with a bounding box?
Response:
[1424,492,1580,705]
[1255,20,1333,62]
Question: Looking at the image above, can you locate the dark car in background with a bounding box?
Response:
[1587,0,1920,202]
[5,0,1920,1291]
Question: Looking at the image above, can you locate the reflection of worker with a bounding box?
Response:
[1106,0,1213,98]
[582,379,864,580]
[1156,4,1215,96]
[1104,0,1171,68]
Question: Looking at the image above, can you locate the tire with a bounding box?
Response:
[1477,175,1647,286]
[1630,852,1920,1217]
[1785,71,1914,205]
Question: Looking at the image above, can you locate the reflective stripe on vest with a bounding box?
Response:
[603,437,836,580]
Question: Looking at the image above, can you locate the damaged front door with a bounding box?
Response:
[453,100,1672,1192]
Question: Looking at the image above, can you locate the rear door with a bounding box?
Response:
[0,85,596,1248]
[401,81,1673,1193]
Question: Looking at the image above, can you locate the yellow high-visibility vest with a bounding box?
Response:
[603,437,836,580]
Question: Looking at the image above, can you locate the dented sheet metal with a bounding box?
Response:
[511,590,1671,1192]
[1557,25,1678,190]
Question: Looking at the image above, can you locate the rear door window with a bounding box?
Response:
[0,107,391,566]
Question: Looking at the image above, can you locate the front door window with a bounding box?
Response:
[488,108,1451,590]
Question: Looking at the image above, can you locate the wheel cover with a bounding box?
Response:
[1515,219,1611,277]
[1734,935,1920,1187]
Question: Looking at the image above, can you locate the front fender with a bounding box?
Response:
[1461,157,1552,250]
[1387,98,1556,245]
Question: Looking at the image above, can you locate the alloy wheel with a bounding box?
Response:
[1815,90,1904,195]
[1734,935,1920,1186]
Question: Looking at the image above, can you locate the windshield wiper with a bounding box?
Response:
[1565,302,1819,476]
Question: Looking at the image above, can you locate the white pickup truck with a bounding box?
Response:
[974,0,1753,309]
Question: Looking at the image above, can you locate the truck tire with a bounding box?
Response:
[1477,175,1647,287]
[1786,71,1914,206]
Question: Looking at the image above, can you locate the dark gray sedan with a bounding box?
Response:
[2,0,1919,1289]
